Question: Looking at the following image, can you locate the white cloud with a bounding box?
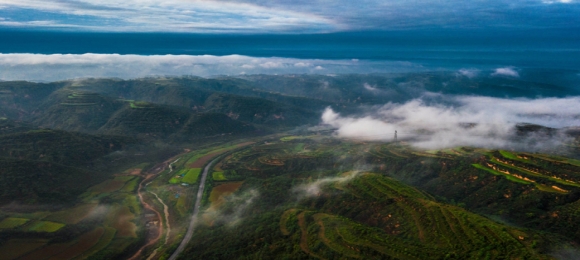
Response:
[0,53,419,81]
[202,189,259,227]
[294,62,311,67]
[542,0,573,4]
[322,96,580,150]
[0,0,578,32]
[259,61,284,68]
[457,68,479,78]
[294,171,361,198]
[363,83,378,91]
[0,0,337,32]
[492,67,519,78]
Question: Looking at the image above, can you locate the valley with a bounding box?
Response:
[0,73,579,259]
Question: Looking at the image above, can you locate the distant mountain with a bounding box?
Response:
[238,72,579,105]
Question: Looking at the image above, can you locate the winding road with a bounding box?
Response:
[128,155,185,260]
[168,157,220,260]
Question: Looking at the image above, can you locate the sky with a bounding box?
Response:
[0,0,579,33]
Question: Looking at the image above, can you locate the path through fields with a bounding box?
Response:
[167,157,219,260]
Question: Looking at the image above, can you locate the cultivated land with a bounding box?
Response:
[1,74,580,259]
[1,131,580,259]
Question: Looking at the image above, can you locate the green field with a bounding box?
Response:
[121,177,139,192]
[472,163,533,185]
[183,168,202,184]
[45,203,97,224]
[26,221,66,233]
[169,168,202,184]
[212,171,227,181]
[169,169,188,184]
[0,217,29,229]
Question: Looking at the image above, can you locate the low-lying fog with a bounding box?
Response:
[322,95,580,151]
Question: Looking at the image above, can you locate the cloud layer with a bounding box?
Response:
[0,0,335,32]
[0,53,421,81]
[492,67,520,78]
[0,0,578,32]
[322,96,580,150]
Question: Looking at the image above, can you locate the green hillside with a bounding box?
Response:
[0,158,97,204]
[0,129,132,166]
[31,90,125,133]
[178,138,567,259]
[0,75,579,259]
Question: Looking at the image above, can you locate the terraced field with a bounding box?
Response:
[0,217,29,229]
[472,150,580,194]
[181,137,574,259]
[277,173,547,259]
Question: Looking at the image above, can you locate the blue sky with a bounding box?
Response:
[0,0,578,33]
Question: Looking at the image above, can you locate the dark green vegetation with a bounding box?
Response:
[177,137,580,259]
[0,73,579,259]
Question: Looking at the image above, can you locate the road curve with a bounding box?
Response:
[168,157,220,260]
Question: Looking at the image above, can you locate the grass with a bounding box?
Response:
[0,217,29,229]
[499,150,519,160]
[280,209,298,236]
[280,136,315,142]
[90,179,128,194]
[129,101,153,109]
[472,164,532,185]
[170,168,202,184]
[59,103,98,106]
[280,136,301,141]
[294,143,305,152]
[26,221,66,233]
[491,157,580,188]
[208,182,243,208]
[183,168,202,184]
[528,153,580,167]
[124,195,142,216]
[212,171,227,181]
[46,203,97,225]
[176,192,189,217]
[121,178,139,192]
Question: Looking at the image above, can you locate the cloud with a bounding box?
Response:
[202,189,259,227]
[0,53,421,81]
[492,67,519,78]
[294,62,311,67]
[363,83,378,92]
[321,96,580,151]
[543,0,573,4]
[293,171,361,198]
[0,0,336,32]
[259,61,284,68]
[0,0,579,32]
[457,69,480,78]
